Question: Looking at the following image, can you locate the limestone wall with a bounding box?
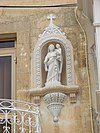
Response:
[0,0,77,6]
[0,6,92,133]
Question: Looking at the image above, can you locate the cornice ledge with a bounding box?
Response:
[93,22,100,27]
[29,85,79,97]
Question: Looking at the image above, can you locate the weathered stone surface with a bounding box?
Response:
[0,0,77,6]
[0,5,92,133]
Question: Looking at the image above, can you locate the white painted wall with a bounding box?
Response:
[93,0,100,90]
[93,0,100,23]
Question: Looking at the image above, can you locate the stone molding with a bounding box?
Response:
[93,22,100,27]
[30,85,79,104]
[30,85,79,96]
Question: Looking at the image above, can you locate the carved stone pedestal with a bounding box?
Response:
[30,85,79,122]
[44,92,66,122]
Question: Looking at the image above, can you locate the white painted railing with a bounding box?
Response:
[0,99,41,133]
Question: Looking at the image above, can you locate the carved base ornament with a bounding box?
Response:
[44,92,67,122]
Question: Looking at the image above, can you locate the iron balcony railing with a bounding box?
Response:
[0,99,41,133]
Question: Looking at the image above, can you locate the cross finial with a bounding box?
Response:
[47,14,56,25]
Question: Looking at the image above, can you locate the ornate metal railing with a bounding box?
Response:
[0,99,41,133]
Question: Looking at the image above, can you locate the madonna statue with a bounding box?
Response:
[44,44,63,86]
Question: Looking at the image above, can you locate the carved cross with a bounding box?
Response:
[47,14,56,25]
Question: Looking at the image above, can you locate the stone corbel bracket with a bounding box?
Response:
[30,85,79,122]
[30,85,79,104]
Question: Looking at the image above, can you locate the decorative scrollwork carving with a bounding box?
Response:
[44,92,67,122]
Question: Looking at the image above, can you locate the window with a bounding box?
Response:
[0,39,16,133]
[0,40,15,48]
[0,56,11,99]
[0,40,16,99]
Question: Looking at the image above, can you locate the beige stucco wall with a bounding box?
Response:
[0,0,77,6]
[0,5,92,133]
[76,3,97,132]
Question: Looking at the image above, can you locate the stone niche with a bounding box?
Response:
[30,14,79,122]
[34,17,75,88]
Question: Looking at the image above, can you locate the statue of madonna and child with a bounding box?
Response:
[44,44,63,86]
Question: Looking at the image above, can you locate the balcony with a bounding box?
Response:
[0,99,41,133]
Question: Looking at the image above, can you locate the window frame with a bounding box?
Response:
[0,36,16,133]
[0,41,16,100]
